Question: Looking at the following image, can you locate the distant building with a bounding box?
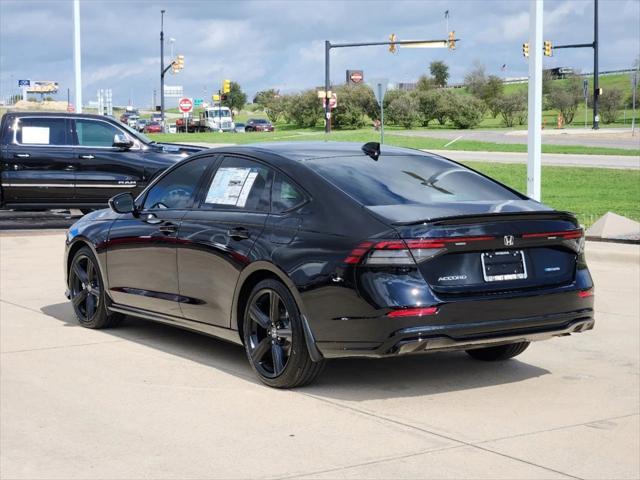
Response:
[397,82,417,92]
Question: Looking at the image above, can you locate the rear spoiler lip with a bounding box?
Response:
[391,210,579,227]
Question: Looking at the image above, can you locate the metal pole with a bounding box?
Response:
[73,0,83,113]
[526,0,543,201]
[324,41,331,134]
[378,83,385,144]
[160,10,165,132]
[593,0,599,129]
[632,70,637,136]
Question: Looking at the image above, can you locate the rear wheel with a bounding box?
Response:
[69,247,123,329]
[466,342,530,361]
[243,279,324,388]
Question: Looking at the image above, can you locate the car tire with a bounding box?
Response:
[69,246,123,329]
[465,342,530,361]
[242,279,324,388]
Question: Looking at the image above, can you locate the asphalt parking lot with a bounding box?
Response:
[1,232,638,479]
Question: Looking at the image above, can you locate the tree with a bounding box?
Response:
[413,90,439,126]
[434,89,457,125]
[448,95,484,129]
[221,81,247,112]
[599,88,624,124]
[387,95,419,128]
[253,89,279,107]
[416,74,437,92]
[548,77,582,124]
[481,75,504,117]
[496,92,528,127]
[382,89,406,110]
[464,62,487,97]
[265,96,286,124]
[429,61,449,87]
[332,84,378,129]
[283,89,323,128]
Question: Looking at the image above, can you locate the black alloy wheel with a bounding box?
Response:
[70,253,101,323]
[243,279,324,388]
[69,247,123,329]
[247,288,293,378]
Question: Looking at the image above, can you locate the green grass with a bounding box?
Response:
[152,129,640,156]
[463,162,640,227]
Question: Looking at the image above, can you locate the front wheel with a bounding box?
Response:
[69,247,123,329]
[466,342,530,361]
[243,279,324,388]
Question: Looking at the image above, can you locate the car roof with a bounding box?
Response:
[203,141,421,162]
[6,111,119,120]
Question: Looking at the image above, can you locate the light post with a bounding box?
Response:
[160,9,166,131]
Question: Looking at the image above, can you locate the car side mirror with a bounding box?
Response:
[113,133,133,150]
[108,192,136,214]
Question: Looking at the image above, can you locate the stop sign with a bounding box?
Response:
[178,97,193,113]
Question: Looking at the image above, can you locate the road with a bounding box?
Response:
[395,128,640,150]
[428,149,640,169]
[1,232,638,479]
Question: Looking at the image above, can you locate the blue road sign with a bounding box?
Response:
[18,79,31,87]
[194,98,203,106]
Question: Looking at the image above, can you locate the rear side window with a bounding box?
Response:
[272,174,306,213]
[16,117,68,145]
[75,119,121,147]
[307,154,522,206]
[143,157,211,210]
[202,156,271,212]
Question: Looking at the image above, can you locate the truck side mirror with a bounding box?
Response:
[113,133,133,150]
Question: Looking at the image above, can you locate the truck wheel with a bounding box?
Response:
[466,342,530,361]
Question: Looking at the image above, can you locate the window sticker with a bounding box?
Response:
[205,167,258,207]
[22,126,50,144]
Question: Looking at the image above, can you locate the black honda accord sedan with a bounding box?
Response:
[64,142,594,388]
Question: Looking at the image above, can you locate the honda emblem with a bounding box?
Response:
[503,235,515,247]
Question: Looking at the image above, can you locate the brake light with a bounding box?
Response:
[387,306,439,317]
[522,229,583,240]
[578,289,594,298]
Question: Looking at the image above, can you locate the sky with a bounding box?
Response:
[0,0,638,107]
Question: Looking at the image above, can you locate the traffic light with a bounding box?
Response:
[172,54,184,73]
[389,33,397,54]
[522,42,529,58]
[448,31,456,50]
[543,40,553,57]
[223,79,231,94]
[221,94,228,101]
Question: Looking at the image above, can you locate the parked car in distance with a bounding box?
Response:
[64,142,594,388]
[136,118,148,132]
[245,118,274,132]
[151,113,163,122]
[0,112,204,211]
[143,122,162,134]
[233,123,246,133]
[126,115,139,129]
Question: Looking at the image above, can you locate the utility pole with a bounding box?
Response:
[160,9,166,132]
[526,0,543,201]
[73,0,83,113]
[593,0,599,129]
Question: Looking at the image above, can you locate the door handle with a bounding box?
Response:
[64,165,77,171]
[14,153,30,158]
[79,154,95,159]
[159,222,178,235]
[228,227,250,240]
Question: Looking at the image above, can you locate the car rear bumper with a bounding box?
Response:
[315,308,594,358]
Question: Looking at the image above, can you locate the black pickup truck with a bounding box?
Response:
[0,112,204,211]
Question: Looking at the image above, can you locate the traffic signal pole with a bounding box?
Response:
[526,0,543,202]
[160,10,165,132]
[324,35,457,134]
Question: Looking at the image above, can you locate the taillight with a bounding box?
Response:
[522,229,583,240]
[344,235,495,266]
[578,289,594,298]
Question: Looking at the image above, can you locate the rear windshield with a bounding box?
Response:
[307,154,523,206]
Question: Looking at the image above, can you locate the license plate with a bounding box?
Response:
[481,250,527,282]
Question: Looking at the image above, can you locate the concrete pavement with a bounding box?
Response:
[1,232,638,479]
[427,149,640,169]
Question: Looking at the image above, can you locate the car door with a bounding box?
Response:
[72,118,145,204]
[1,116,76,206]
[106,156,212,316]
[177,155,273,327]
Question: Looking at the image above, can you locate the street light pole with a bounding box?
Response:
[73,0,83,113]
[160,10,165,132]
[593,0,600,129]
[526,0,543,202]
[324,41,331,134]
